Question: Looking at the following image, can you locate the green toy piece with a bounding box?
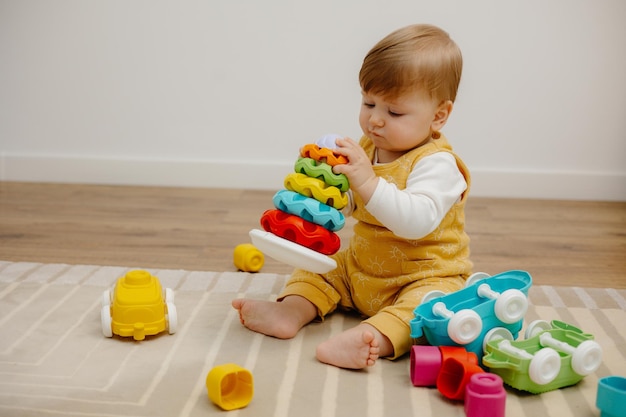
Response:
[482,320,602,394]
[294,157,350,192]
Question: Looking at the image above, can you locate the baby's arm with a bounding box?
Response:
[366,152,467,239]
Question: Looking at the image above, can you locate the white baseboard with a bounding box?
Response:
[1,153,625,201]
[0,153,291,191]
[470,169,626,201]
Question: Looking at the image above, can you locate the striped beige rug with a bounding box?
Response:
[0,261,624,417]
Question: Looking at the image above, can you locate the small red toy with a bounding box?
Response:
[260,209,341,255]
[410,345,478,387]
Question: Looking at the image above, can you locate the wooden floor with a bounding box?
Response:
[1,181,625,289]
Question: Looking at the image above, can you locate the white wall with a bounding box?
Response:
[1,0,625,200]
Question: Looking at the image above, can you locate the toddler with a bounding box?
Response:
[233,23,472,369]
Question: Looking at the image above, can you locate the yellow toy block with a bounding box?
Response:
[233,243,264,272]
[206,364,254,410]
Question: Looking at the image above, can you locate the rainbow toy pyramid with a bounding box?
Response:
[250,134,349,273]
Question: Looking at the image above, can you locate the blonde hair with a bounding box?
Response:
[359,24,463,103]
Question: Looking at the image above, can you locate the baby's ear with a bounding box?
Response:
[431,100,453,132]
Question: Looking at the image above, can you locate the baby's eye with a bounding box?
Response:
[388,110,403,117]
[363,102,374,108]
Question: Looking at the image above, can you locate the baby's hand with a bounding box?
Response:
[331,137,378,204]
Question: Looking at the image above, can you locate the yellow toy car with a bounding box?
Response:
[100,270,177,340]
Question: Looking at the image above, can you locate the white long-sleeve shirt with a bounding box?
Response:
[345,151,467,240]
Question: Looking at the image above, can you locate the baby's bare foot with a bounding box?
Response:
[315,324,382,369]
[232,296,316,339]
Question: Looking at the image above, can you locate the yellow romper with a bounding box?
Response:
[279,135,473,359]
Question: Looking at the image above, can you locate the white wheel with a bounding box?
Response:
[166,302,177,335]
[466,272,490,287]
[421,290,446,304]
[528,347,561,385]
[525,320,552,339]
[447,309,483,345]
[483,327,514,352]
[571,340,602,376]
[101,289,111,308]
[101,306,113,337]
[165,288,175,303]
[494,289,528,324]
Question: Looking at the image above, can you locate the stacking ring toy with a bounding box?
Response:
[315,133,342,149]
[260,209,341,255]
[249,229,337,273]
[273,190,345,231]
[284,173,348,210]
[300,144,348,166]
[294,158,349,192]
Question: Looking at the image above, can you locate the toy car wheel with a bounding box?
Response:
[447,309,483,345]
[101,289,111,308]
[483,327,514,352]
[571,340,602,376]
[524,320,552,339]
[494,289,528,324]
[166,302,178,335]
[165,288,175,304]
[101,306,113,338]
[528,347,560,385]
[465,272,490,287]
[421,290,446,304]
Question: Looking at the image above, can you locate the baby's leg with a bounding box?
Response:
[232,295,317,339]
[315,323,393,369]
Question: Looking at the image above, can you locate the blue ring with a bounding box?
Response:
[272,189,345,231]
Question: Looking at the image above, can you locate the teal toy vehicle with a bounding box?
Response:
[482,320,602,393]
[409,270,532,363]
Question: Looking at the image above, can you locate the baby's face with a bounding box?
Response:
[359,89,442,162]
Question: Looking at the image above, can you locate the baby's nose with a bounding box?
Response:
[369,112,384,127]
